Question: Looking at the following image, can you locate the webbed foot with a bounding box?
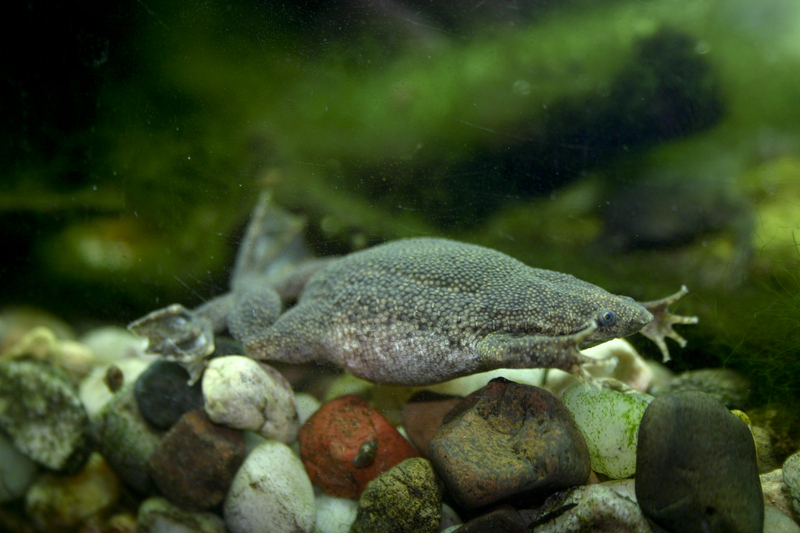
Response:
[127,303,215,384]
[638,285,699,362]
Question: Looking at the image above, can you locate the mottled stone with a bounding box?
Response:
[524,483,653,532]
[429,378,590,509]
[0,360,91,472]
[636,391,763,533]
[25,453,121,533]
[783,452,800,517]
[224,440,315,533]
[91,382,165,493]
[351,457,443,533]
[137,496,226,533]
[298,394,420,498]
[653,368,752,410]
[401,390,461,457]
[135,360,205,430]
[202,355,299,443]
[149,409,245,511]
[561,382,653,478]
[761,469,793,519]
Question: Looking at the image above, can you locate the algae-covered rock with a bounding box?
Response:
[562,382,653,479]
[351,457,443,533]
[0,360,91,473]
[91,382,165,493]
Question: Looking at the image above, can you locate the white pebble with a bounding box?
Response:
[203,356,299,443]
[224,440,315,533]
[80,326,149,365]
[295,392,321,425]
[439,503,462,530]
[79,358,151,419]
[314,492,359,533]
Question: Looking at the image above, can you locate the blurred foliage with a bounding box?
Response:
[3,0,800,401]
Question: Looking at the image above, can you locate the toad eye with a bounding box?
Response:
[597,309,616,327]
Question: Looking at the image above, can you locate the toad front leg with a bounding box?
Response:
[477,320,600,378]
[638,285,699,362]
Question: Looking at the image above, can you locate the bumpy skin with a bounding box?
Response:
[236,238,654,385]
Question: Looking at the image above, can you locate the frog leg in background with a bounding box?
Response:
[128,191,313,384]
[638,285,699,362]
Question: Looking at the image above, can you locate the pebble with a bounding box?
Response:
[295,391,322,425]
[148,408,246,511]
[315,492,360,533]
[401,390,462,457]
[224,439,316,533]
[79,356,152,419]
[652,368,752,409]
[202,355,299,443]
[135,360,205,430]
[0,306,74,354]
[636,391,764,533]
[137,496,227,533]
[0,430,38,503]
[0,359,91,472]
[783,451,800,516]
[2,325,95,381]
[351,457,443,533]
[429,377,590,509]
[105,512,138,533]
[91,382,165,493]
[765,505,800,533]
[561,382,653,478]
[525,483,653,532]
[79,325,149,365]
[440,503,463,530]
[761,469,793,518]
[298,394,420,498]
[25,452,121,533]
[452,505,526,533]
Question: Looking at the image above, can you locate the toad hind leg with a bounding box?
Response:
[477,320,599,377]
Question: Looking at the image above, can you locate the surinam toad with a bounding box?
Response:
[129,194,697,386]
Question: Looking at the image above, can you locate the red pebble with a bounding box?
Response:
[298,394,420,498]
